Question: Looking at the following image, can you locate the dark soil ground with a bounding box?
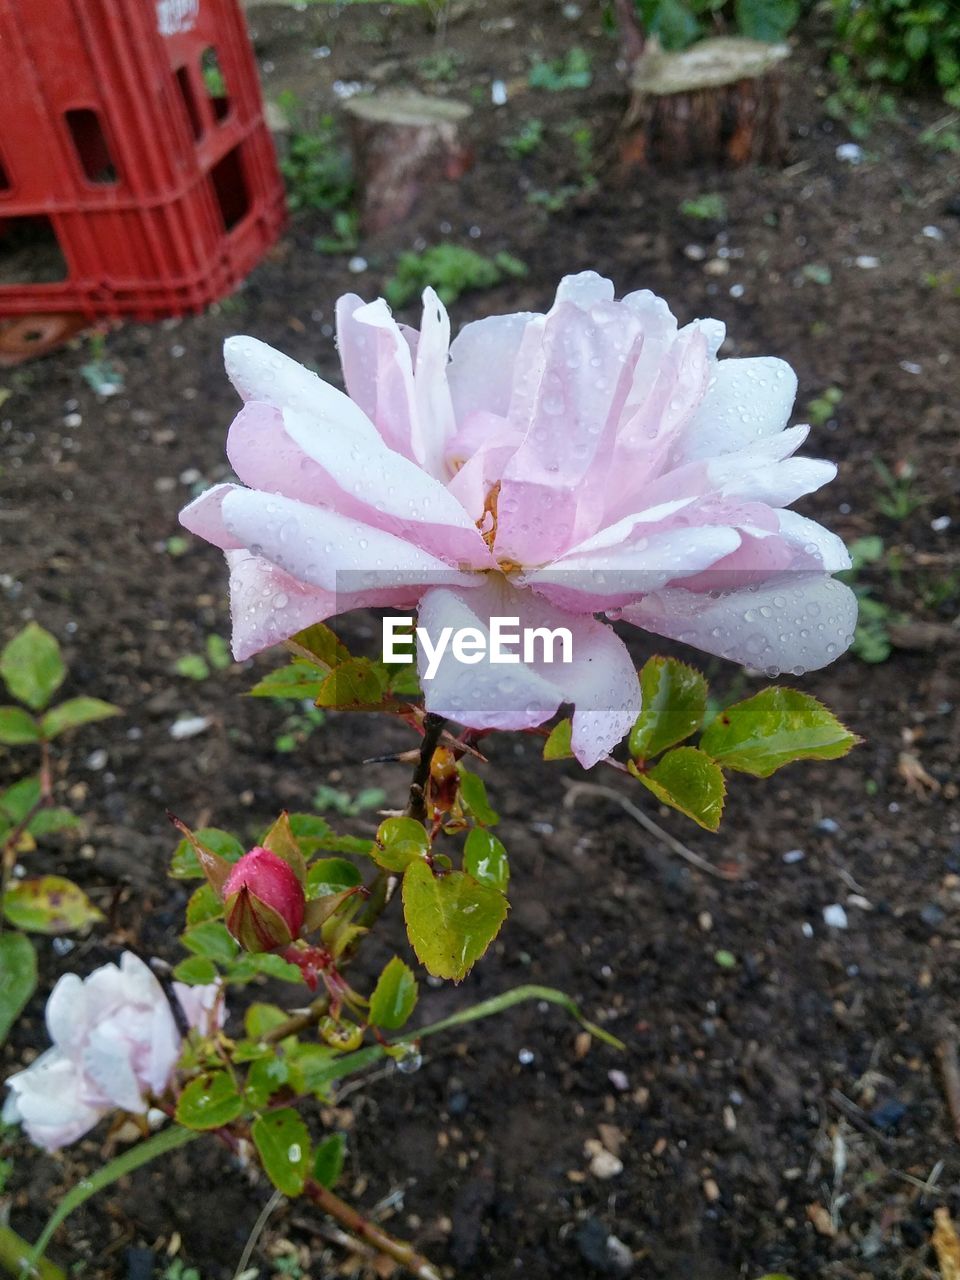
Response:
[2,2,960,1278]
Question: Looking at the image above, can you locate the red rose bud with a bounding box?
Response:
[222,847,305,953]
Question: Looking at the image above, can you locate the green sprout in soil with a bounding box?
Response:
[805,386,843,427]
[528,47,592,92]
[680,193,728,221]
[173,635,233,682]
[873,458,923,520]
[384,245,527,308]
[312,784,387,816]
[501,118,545,158]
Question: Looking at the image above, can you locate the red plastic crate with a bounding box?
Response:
[0,0,286,361]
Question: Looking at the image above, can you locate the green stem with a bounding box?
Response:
[0,1226,65,1280]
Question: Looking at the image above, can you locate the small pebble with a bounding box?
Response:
[899,360,922,374]
[801,922,814,938]
[922,225,945,241]
[517,1047,535,1066]
[169,715,211,740]
[782,848,805,864]
[931,515,952,532]
[85,748,108,771]
[588,1148,623,1180]
[491,79,508,106]
[684,244,707,261]
[855,255,879,269]
[347,256,368,274]
[817,818,840,834]
[921,903,945,929]
[823,903,849,929]
[608,1069,629,1092]
[836,142,863,164]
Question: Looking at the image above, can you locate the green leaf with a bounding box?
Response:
[543,718,573,761]
[251,1109,311,1196]
[245,1002,291,1040]
[0,932,37,1042]
[649,0,702,49]
[734,0,798,41]
[186,882,224,926]
[458,766,499,826]
[172,955,218,985]
[369,956,419,1030]
[174,654,210,681]
[226,952,304,985]
[288,813,333,855]
[27,807,80,837]
[0,623,66,711]
[313,1133,346,1188]
[0,775,40,824]
[373,817,429,872]
[631,747,726,832]
[170,827,244,879]
[206,634,232,670]
[39,697,122,739]
[286,622,350,668]
[699,687,860,777]
[245,1055,291,1107]
[402,859,508,981]
[248,660,328,700]
[175,1071,245,1130]
[28,1125,200,1268]
[0,707,40,746]
[181,920,238,965]
[629,657,707,761]
[314,658,388,709]
[3,876,104,934]
[305,857,363,897]
[463,828,509,892]
[261,811,307,883]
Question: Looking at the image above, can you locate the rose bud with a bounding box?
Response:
[222,846,305,953]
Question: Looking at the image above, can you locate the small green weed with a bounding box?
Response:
[384,245,527,307]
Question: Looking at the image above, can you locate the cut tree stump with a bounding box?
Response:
[618,37,789,172]
[343,92,473,234]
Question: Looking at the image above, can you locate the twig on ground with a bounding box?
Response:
[827,1088,894,1151]
[562,780,735,880]
[304,1180,441,1280]
[937,1039,960,1144]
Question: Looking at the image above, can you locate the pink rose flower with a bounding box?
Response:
[2,953,222,1152]
[180,271,856,767]
[222,845,306,952]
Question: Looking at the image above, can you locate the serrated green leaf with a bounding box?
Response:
[369,956,418,1030]
[0,624,66,711]
[402,860,508,981]
[170,827,244,879]
[631,747,726,831]
[543,718,573,761]
[313,1133,346,1188]
[0,932,37,1043]
[181,920,238,965]
[287,813,334,856]
[3,876,104,934]
[245,1002,291,1040]
[286,623,350,668]
[172,955,218,985]
[458,766,499,826]
[39,701,119,742]
[463,828,509,892]
[373,817,429,872]
[248,660,329,700]
[226,952,304,985]
[305,857,363,897]
[245,1055,291,1107]
[175,1071,244,1130]
[252,1109,311,1196]
[186,882,224,926]
[0,707,40,745]
[629,657,707,760]
[699,687,860,777]
[315,658,389,709]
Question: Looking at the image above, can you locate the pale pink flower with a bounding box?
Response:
[181,271,856,767]
[2,953,221,1152]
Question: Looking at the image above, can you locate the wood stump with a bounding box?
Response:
[343,92,473,234]
[618,37,789,172]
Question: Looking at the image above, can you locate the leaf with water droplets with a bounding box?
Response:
[175,1071,245,1130]
[402,859,508,981]
[630,747,725,831]
[373,817,430,872]
[629,657,707,761]
[369,956,419,1030]
[252,1108,312,1196]
[700,687,860,778]
[543,718,573,761]
[457,766,500,826]
[463,828,510,892]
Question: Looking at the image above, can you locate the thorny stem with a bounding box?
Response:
[304,1179,441,1280]
[406,712,447,824]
